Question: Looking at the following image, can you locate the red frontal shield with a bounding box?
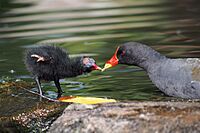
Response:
[102,46,119,71]
[106,46,119,67]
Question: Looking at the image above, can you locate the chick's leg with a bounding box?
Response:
[35,76,43,96]
[54,77,63,96]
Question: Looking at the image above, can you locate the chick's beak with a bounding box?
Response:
[92,64,102,71]
[102,47,119,71]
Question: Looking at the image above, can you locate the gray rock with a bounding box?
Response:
[48,102,200,133]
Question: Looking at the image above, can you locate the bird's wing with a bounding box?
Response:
[31,54,45,62]
[31,54,52,63]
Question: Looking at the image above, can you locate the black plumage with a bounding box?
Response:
[103,42,200,99]
[25,45,101,96]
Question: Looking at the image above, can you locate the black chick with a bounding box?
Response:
[25,45,101,96]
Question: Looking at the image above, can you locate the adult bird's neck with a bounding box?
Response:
[135,47,167,71]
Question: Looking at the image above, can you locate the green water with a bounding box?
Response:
[1,0,200,119]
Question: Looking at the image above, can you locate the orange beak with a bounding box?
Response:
[102,47,119,71]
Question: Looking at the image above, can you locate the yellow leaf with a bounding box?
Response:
[58,96,117,104]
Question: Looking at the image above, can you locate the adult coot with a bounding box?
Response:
[102,42,200,99]
[25,45,101,96]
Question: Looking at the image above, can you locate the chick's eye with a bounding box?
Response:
[121,50,125,56]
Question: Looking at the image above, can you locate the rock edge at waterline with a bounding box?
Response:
[49,101,200,133]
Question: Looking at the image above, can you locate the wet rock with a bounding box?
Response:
[66,103,97,110]
[49,102,200,133]
[0,80,66,132]
[12,102,64,132]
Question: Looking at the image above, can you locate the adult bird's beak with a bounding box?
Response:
[102,47,119,71]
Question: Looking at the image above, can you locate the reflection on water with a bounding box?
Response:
[1,0,200,119]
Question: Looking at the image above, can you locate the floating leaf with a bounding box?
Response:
[58,96,117,104]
